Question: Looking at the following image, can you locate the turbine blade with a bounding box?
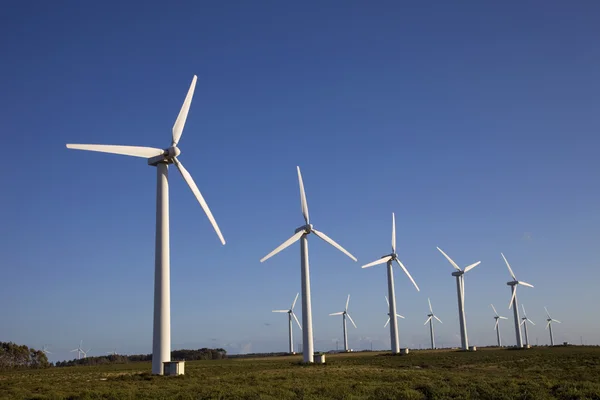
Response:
[552,319,561,323]
[396,314,405,319]
[346,313,357,328]
[70,349,78,352]
[463,261,481,273]
[434,315,443,324]
[291,293,299,310]
[501,253,517,280]
[391,212,396,253]
[494,320,499,331]
[428,298,433,313]
[345,294,350,311]
[544,306,551,318]
[66,144,164,158]
[491,304,499,316]
[508,286,517,309]
[172,75,198,146]
[424,316,432,325]
[329,312,344,316]
[460,275,465,303]
[394,258,420,291]
[518,281,534,288]
[292,312,302,330]
[173,158,225,245]
[312,229,357,262]
[499,316,508,320]
[385,296,389,307]
[520,319,526,326]
[522,304,527,316]
[528,319,535,326]
[545,321,550,329]
[260,231,304,263]
[297,166,310,225]
[384,317,390,328]
[361,256,392,269]
[436,247,461,271]
[272,310,288,313]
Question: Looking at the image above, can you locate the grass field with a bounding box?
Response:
[1,346,599,400]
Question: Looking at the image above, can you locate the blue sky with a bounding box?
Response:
[1,1,599,361]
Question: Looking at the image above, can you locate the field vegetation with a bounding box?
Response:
[1,346,599,400]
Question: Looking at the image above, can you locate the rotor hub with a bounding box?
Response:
[167,146,181,158]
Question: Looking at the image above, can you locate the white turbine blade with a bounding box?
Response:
[312,229,357,262]
[260,231,304,263]
[391,212,396,253]
[347,313,357,328]
[460,275,465,303]
[424,316,432,325]
[544,306,551,318]
[66,144,164,158]
[499,316,508,320]
[508,286,517,309]
[385,296,389,307]
[522,304,527,316]
[520,319,526,326]
[494,320,499,331]
[428,298,433,313]
[70,349,78,352]
[528,319,535,325]
[396,314,405,319]
[545,321,550,329]
[173,158,225,245]
[518,281,534,288]
[329,311,344,316]
[291,293,299,310]
[501,253,517,280]
[436,247,461,271]
[296,166,310,225]
[272,310,288,313]
[345,294,350,311]
[552,319,561,324]
[361,256,392,269]
[491,304,499,316]
[434,315,443,324]
[292,312,302,330]
[171,75,198,146]
[463,261,481,273]
[384,317,390,328]
[394,258,420,291]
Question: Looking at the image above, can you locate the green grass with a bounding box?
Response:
[1,346,599,399]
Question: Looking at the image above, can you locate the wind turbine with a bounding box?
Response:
[260,167,357,363]
[107,349,118,356]
[41,345,52,355]
[272,293,302,354]
[66,76,226,374]
[436,247,481,350]
[491,304,508,347]
[501,253,534,348]
[384,296,405,329]
[424,298,442,349]
[70,341,88,360]
[520,304,535,347]
[362,213,419,354]
[544,306,561,346]
[329,295,357,352]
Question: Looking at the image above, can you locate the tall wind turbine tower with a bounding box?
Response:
[329,295,357,352]
[544,307,561,346]
[424,298,442,350]
[362,213,419,354]
[520,304,535,347]
[66,76,226,374]
[272,293,302,354]
[436,247,481,350]
[491,304,508,347]
[260,167,357,363]
[501,253,534,348]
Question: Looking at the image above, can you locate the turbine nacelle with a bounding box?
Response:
[507,280,519,286]
[451,270,465,277]
[295,224,313,234]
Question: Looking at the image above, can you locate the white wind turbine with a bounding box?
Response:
[41,345,52,356]
[66,76,225,374]
[260,167,357,363]
[272,293,302,354]
[491,304,508,347]
[329,295,357,352]
[362,213,419,354]
[384,296,405,329]
[544,306,561,346]
[501,253,534,348]
[70,341,90,360]
[436,247,481,350]
[520,304,535,347]
[424,298,442,349]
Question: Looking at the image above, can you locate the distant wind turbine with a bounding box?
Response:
[329,295,357,352]
[544,307,561,346]
[272,293,302,354]
[501,253,534,348]
[491,304,508,347]
[520,304,535,347]
[260,167,357,363]
[70,341,90,360]
[362,213,419,354]
[436,247,481,350]
[41,345,52,355]
[424,298,442,349]
[384,296,405,329]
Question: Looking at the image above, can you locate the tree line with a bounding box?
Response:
[55,348,227,367]
[0,342,50,370]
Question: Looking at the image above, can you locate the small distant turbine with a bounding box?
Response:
[544,307,561,346]
[70,341,88,360]
[491,304,508,347]
[329,295,357,352]
[436,247,481,350]
[272,293,302,354]
[501,253,534,348]
[424,298,442,349]
[384,296,405,329]
[520,304,535,347]
[107,349,118,356]
[362,213,419,354]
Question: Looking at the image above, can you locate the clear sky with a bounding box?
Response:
[1,1,599,362]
